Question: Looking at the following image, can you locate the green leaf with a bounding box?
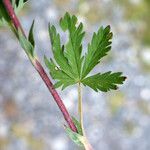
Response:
[72,117,83,135]
[45,12,126,91]
[81,25,113,79]
[18,29,34,58]
[28,20,35,48]
[82,71,126,92]
[44,56,76,90]
[65,125,92,149]
[60,12,85,79]
[65,126,84,147]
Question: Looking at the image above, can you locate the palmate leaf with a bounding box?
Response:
[81,25,113,79]
[82,72,126,92]
[45,12,126,91]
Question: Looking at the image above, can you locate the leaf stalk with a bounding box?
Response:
[78,82,94,150]
[78,82,84,135]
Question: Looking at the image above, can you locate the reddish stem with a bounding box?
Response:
[2,0,77,132]
[2,0,25,35]
[34,59,77,132]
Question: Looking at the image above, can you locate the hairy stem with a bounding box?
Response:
[78,82,84,135]
[2,0,77,132]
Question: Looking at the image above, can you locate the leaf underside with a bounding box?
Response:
[45,12,126,92]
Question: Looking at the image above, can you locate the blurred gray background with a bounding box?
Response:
[0,0,150,150]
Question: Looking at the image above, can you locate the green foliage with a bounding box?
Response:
[44,56,76,89]
[65,116,84,147]
[44,23,78,89]
[0,0,28,27]
[82,72,126,92]
[45,12,86,89]
[72,117,83,135]
[28,20,35,48]
[60,12,85,79]
[0,4,126,149]
[18,30,33,57]
[45,12,126,92]
[81,25,112,78]
[0,3,126,149]
[65,127,84,147]
[18,20,35,58]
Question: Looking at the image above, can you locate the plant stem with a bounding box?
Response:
[2,0,25,35]
[78,82,85,135]
[78,83,94,150]
[2,0,77,133]
[33,59,77,132]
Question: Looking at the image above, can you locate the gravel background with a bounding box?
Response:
[0,0,150,150]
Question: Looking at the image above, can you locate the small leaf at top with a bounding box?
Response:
[18,29,34,58]
[28,20,35,48]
